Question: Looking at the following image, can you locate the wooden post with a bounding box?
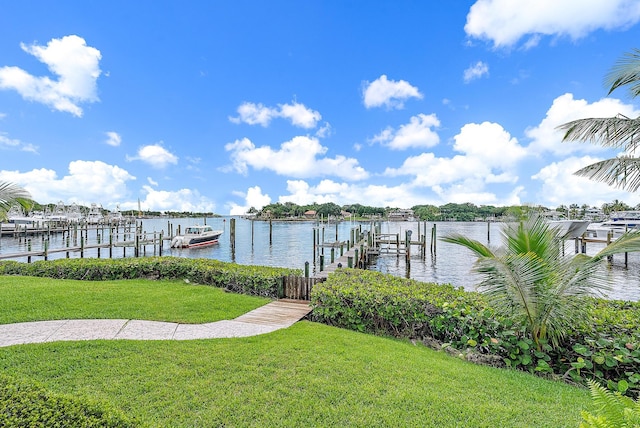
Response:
[312,228,316,263]
[44,239,48,261]
[109,233,113,258]
[269,219,273,245]
[331,247,335,264]
[487,221,491,242]
[335,222,338,241]
[348,256,353,268]
[319,254,324,271]
[159,231,163,256]
[251,219,254,246]
[230,218,236,251]
[305,261,309,278]
[80,236,84,258]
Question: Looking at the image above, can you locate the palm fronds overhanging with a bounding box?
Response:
[442,216,640,350]
[557,48,640,191]
[0,181,32,221]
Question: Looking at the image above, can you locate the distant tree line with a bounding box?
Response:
[251,200,640,222]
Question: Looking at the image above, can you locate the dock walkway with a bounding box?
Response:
[0,300,312,347]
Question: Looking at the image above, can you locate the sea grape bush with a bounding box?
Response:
[0,257,299,298]
[310,269,640,397]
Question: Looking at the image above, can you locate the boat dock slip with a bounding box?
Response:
[0,300,312,347]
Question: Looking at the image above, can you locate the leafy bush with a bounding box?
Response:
[310,269,640,397]
[0,257,300,298]
[0,373,139,427]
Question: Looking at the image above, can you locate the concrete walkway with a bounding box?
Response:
[0,300,312,348]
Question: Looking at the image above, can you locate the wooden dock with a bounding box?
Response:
[234,299,312,326]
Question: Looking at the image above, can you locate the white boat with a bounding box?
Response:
[66,203,84,223]
[86,203,104,224]
[584,211,640,242]
[6,205,34,225]
[107,205,124,225]
[170,225,223,248]
[48,201,68,223]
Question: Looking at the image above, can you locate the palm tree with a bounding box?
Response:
[558,48,640,191]
[442,215,640,350]
[0,181,32,221]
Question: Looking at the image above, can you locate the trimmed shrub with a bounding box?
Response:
[0,373,139,427]
[0,257,300,298]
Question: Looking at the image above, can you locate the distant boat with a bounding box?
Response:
[86,203,105,224]
[107,205,124,225]
[170,225,223,248]
[66,203,84,223]
[585,211,640,242]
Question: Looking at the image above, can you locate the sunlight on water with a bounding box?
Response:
[1,218,638,301]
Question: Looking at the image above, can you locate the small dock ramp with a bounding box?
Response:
[234,299,312,327]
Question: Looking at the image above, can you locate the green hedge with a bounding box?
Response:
[0,374,139,427]
[0,257,300,298]
[310,269,640,397]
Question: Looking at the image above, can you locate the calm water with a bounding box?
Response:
[1,217,639,302]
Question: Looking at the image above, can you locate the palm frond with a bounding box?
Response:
[558,116,640,152]
[574,156,640,192]
[0,182,32,213]
[593,230,640,261]
[440,233,495,257]
[605,48,640,98]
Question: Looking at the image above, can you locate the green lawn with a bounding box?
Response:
[0,276,592,427]
[0,276,270,324]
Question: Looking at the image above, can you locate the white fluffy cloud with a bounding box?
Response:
[127,143,178,168]
[371,114,440,150]
[385,122,525,185]
[0,160,135,206]
[229,101,321,128]
[278,179,429,208]
[224,136,369,180]
[362,75,423,109]
[227,186,272,215]
[105,131,121,147]
[0,132,38,153]
[463,61,489,83]
[131,185,216,213]
[532,156,640,207]
[465,0,640,48]
[525,93,640,156]
[0,35,101,116]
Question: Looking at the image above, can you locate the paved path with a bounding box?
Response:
[0,300,312,348]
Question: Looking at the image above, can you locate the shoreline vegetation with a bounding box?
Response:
[8,199,640,223]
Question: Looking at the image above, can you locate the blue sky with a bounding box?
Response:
[2,1,640,214]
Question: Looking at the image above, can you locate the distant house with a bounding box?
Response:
[388,209,415,221]
[304,210,317,219]
[341,210,352,219]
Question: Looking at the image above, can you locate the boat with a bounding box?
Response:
[170,225,223,248]
[106,205,124,225]
[86,203,104,224]
[584,211,640,242]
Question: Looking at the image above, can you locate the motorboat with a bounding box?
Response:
[584,211,640,243]
[170,225,223,248]
[86,203,105,224]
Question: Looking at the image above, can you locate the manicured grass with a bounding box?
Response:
[0,323,590,427]
[0,276,592,427]
[0,276,270,324]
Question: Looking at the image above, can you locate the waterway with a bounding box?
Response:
[1,217,639,302]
